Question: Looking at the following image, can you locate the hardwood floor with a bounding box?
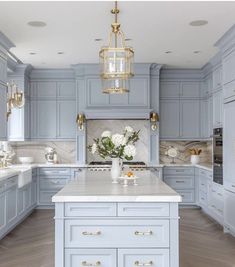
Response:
[0,208,235,267]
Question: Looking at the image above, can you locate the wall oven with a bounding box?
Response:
[213,128,223,185]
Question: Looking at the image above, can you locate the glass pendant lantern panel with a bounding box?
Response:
[102,78,130,94]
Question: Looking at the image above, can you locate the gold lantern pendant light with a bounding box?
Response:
[99,1,134,94]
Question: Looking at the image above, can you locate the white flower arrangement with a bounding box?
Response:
[88,126,140,160]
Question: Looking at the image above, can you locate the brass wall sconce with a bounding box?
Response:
[150,112,159,131]
[76,113,86,131]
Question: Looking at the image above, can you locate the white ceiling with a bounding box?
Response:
[1,1,235,69]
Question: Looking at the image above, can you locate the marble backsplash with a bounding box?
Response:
[86,120,149,163]
[160,141,212,164]
[10,141,76,164]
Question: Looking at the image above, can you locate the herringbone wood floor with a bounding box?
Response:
[0,209,234,267]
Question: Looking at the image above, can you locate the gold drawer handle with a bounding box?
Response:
[135,230,153,236]
[81,261,101,266]
[135,261,153,266]
[82,231,101,236]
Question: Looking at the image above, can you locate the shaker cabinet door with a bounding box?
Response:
[160,100,180,139]
[180,100,200,139]
[37,100,57,139]
[57,100,76,139]
[0,192,6,232]
[213,90,223,128]
[6,186,17,225]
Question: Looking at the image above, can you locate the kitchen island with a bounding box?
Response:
[52,170,181,267]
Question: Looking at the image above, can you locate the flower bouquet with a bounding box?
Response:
[88,126,140,182]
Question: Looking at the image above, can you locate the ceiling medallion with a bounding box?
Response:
[99,1,134,94]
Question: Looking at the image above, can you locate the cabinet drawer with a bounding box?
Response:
[118,249,169,267]
[176,190,195,203]
[65,203,117,217]
[164,176,194,189]
[118,203,169,217]
[40,177,69,190]
[164,167,194,176]
[199,169,212,180]
[39,167,71,176]
[199,190,207,205]
[65,219,169,248]
[199,177,207,193]
[65,249,116,267]
[39,191,56,204]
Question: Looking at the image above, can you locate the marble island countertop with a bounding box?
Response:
[52,170,182,203]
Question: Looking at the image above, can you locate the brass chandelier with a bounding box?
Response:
[99,1,134,94]
[6,82,25,120]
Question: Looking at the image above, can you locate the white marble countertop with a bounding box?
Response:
[52,170,182,203]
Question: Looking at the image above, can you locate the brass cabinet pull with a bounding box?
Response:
[134,230,153,236]
[175,180,185,183]
[82,231,101,236]
[135,261,153,266]
[81,261,101,266]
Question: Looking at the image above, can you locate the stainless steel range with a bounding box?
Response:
[213,128,223,185]
[88,161,147,171]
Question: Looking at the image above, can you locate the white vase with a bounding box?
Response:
[191,155,200,165]
[111,158,121,183]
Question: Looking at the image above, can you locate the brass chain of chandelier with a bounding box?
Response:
[6,81,25,120]
[99,1,134,94]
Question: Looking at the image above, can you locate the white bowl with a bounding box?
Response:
[18,157,34,164]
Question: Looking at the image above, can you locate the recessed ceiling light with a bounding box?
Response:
[125,38,132,41]
[27,21,47,27]
[194,51,201,54]
[57,51,64,55]
[29,52,36,55]
[94,38,103,42]
[189,20,208,26]
[165,51,172,54]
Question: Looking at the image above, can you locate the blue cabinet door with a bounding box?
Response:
[160,99,180,139]
[6,185,17,225]
[37,100,57,139]
[160,81,180,98]
[0,192,6,232]
[200,99,209,138]
[180,99,200,139]
[57,100,76,139]
[213,90,223,128]
[129,78,149,107]
[37,81,57,98]
[57,81,76,99]
[0,83,7,140]
[181,82,201,98]
[87,78,109,107]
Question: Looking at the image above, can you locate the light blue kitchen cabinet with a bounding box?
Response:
[6,183,17,225]
[0,83,7,140]
[200,99,209,138]
[57,100,76,139]
[208,96,213,137]
[87,78,109,107]
[203,74,213,97]
[181,82,201,98]
[37,100,57,139]
[212,65,222,91]
[35,81,57,98]
[223,49,235,85]
[18,184,31,216]
[31,173,37,207]
[160,99,180,139]
[213,89,223,127]
[163,167,195,204]
[180,99,200,139]
[128,77,149,106]
[160,81,180,98]
[57,81,76,99]
[0,192,6,232]
[38,167,71,207]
